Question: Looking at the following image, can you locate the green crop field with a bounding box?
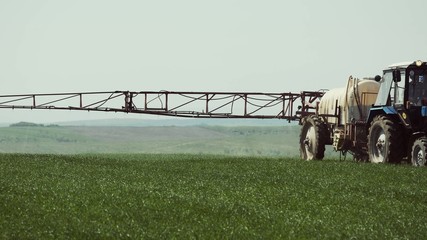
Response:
[0,125,340,158]
[0,125,305,156]
[1,153,427,239]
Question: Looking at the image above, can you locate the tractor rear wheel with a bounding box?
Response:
[411,137,427,166]
[299,115,327,160]
[367,115,402,163]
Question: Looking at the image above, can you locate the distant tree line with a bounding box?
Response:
[9,122,59,127]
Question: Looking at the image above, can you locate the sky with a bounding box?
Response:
[1,0,427,123]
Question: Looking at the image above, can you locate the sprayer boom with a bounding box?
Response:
[0,90,323,122]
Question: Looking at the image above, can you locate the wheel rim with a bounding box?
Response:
[304,125,315,160]
[413,145,424,166]
[371,128,386,163]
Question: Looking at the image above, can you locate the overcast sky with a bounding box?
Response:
[1,0,427,123]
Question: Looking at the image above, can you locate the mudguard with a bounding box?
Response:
[367,106,398,124]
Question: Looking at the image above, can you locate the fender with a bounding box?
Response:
[367,106,398,124]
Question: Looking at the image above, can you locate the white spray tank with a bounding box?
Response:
[318,76,380,150]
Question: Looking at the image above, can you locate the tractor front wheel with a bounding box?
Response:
[411,137,427,166]
[367,115,402,163]
[299,115,327,160]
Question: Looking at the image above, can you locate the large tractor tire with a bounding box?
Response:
[411,137,427,166]
[367,115,403,163]
[299,115,327,160]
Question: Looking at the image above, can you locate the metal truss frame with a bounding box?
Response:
[0,90,324,122]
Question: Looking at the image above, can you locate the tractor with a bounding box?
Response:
[300,60,427,166]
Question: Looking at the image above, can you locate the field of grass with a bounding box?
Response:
[1,153,427,239]
[0,125,309,156]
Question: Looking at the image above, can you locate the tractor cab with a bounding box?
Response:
[370,61,427,130]
[374,62,408,108]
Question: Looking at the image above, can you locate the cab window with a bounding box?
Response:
[408,70,427,106]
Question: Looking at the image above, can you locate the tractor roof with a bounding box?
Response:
[386,60,427,71]
[386,61,412,70]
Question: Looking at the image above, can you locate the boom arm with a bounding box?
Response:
[0,90,323,122]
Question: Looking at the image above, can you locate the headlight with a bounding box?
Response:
[415,60,423,67]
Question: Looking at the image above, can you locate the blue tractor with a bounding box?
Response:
[300,60,427,166]
[368,60,427,165]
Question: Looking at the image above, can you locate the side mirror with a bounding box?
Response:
[392,70,401,82]
[374,75,381,82]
